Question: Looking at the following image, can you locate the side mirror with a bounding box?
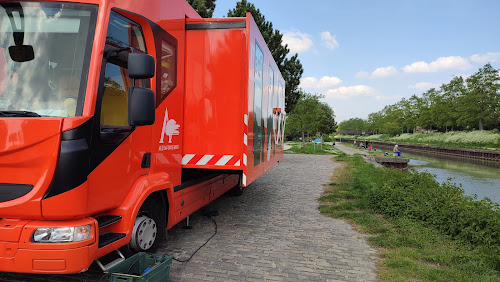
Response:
[128,86,155,126]
[128,53,155,79]
[9,45,34,62]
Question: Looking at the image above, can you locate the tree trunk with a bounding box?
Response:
[302,130,305,147]
[479,119,484,130]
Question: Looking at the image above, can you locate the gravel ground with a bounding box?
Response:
[334,143,368,156]
[3,154,377,281]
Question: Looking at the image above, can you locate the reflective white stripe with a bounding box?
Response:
[234,160,240,166]
[244,114,248,125]
[243,153,247,166]
[181,154,195,165]
[215,155,233,166]
[242,174,247,186]
[173,154,182,164]
[196,155,214,165]
[243,133,247,146]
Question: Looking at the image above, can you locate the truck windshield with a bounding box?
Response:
[0,2,97,117]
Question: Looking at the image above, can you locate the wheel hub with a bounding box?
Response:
[130,215,157,251]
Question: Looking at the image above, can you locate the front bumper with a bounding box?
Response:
[0,218,98,274]
[0,245,94,273]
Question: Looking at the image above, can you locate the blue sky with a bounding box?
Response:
[213,0,500,122]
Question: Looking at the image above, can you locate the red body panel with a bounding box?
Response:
[0,119,61,219]
[184,16,285,186]
[0,0,284,274]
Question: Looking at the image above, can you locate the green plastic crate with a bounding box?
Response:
[106,252,172,282]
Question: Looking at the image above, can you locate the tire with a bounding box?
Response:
[229,174,244,197]
[123,197,166,255]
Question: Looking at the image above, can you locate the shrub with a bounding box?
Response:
[368,169,499,247]
[348,158,500,270]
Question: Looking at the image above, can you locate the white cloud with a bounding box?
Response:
[356,66,398,79]
[282,29,313,53]
[402,56,471,73]
[409,82,441,91]
[355,71,370,79]
[370,66,398,78]
[320,31,339,50]
[375,95,402,101]
[300,76,342,88]
[325,85,376,99]
[470,52,500,64]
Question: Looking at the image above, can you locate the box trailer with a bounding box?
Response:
[0,0,285,274]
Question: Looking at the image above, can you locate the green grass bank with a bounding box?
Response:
[319,153,500,281]
[284,141,339,155]
[336,130,500,150]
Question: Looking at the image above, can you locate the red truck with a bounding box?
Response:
[0,0,285,274]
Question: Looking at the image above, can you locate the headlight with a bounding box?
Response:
[32,225,92,243]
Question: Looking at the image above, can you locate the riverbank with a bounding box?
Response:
[336,130,500,151]
[320,152,500,281]
[336,138,500,162]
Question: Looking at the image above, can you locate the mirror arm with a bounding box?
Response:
[104,46,134,59]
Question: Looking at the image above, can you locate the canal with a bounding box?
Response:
[374,145,500,204]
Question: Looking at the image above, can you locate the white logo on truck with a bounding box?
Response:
[159,107,179,144]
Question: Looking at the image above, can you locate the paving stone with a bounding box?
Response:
[2,154,377,281]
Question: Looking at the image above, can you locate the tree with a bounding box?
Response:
[227,0,304,112]
[441,76,465,131]
[367,112,384,134]
[285,92,336,147]
[187,0,216,18]
[282,54,303,113]
[316,102,337,137]
[347,64,499,133]
[464,64,500,130]
[338,118,367,134]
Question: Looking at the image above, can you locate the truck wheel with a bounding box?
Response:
[229,174,244,197]
[129,197,165,253]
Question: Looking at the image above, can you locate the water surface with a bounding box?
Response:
[374,145,500,204]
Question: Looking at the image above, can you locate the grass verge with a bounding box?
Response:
[319,154,500,281]
[285,141,338,155]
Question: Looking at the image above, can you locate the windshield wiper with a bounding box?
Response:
[0,111,41,117]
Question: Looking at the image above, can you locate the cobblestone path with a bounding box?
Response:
[160,154,377,281]
[3,154,377,281]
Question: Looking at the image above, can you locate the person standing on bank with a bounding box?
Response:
[393,144,399,156]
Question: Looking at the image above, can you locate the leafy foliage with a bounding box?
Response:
[227,0,304,112]
[285,92,336,144]
[186,0,216,18]
[463,64,500,130]
[337,117,368,133]
[368,169,499,251]
[320,155,500,280]
[353,64,500,135]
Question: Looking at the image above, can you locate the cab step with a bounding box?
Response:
[95,249,125,271]
[95,215,122,228]
[98,232,126,248]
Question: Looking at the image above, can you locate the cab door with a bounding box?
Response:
[87,10,155,214]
